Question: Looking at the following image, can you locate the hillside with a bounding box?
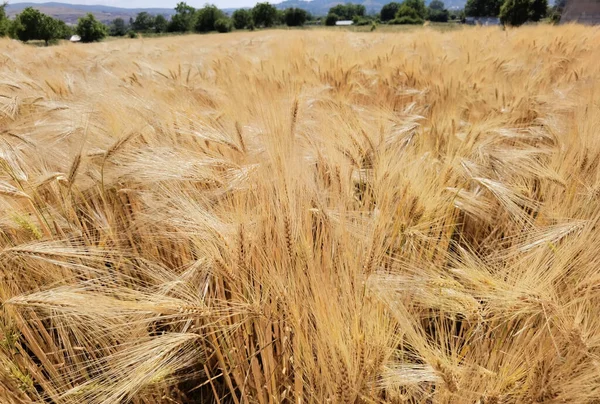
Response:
[5,0,466,24]
[6,2,175,24]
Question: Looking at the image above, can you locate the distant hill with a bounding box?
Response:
[6,2,175,24]
[5,0,466,25]
[274,0,467,14]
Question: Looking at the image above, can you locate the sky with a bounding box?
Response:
[10,0,271,9]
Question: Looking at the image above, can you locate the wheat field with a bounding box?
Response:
[1,25,600,403]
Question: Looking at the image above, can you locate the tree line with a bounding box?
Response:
[326,0,549,26]
[108,2,312,36]
[0,0,560,46]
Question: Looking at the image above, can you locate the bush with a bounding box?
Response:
[214,18,232,32]
[390,15,424,24]
[353,16,373,26]
[128,30,138,38]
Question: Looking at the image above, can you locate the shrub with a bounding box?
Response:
[390,15,425,24]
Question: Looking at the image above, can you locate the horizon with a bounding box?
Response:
[8,0,288,10]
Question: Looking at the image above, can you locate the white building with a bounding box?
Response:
[335,20,354,26]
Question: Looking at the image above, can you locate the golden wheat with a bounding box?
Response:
[1,25,600,403]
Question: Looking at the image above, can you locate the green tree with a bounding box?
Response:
[252,2,277,27]
[529,0,548,21]
[168,2,196,32]
[214,17,232,32]
[154,14,168,32]
[380,2,401,22]
[430,0,444,10]
[56,19,73,39]
[232,9,252,29]
[195,5,225,32]
[11,7,64,45]
[402,0,426,19]
[110,17,128,36]
[465,0,503,16]
[428,0,449,21]
[499,0,530,25]
[133,11,155,32]
[0,2,9,37]
[392,3,424,24]
[325,13,339,25]
[76,13,107,43]
[328,4,366,19]
[284,7,308,26]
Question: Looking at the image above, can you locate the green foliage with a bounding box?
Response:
[214,17,232,32]
[169,2,196,32]
[429,0,445,10]
[449,9,464,20]
[325,13,339,26]
[428,8,449,21]
[0,2,9,37]
[128,29,138,38]
[380,2,401,21]
[499,0,547,26]
[232,9,252,29]
[110,18,128,36]
[500,0,530,25]
[529,0,548,21]
[133,11,155,32]
[76,13,107,43]
[284,7,308,26]
[252,2,278,28]
[428,1,449,22]
[392,4,425,24]
[195,5,226,32]
[402,0,427,19]
[352,15,375,25]
[11,7,65,45]
[328,3,366,19]
[56,19,73,40]
[154,14,168,32]
[465,0,503,16]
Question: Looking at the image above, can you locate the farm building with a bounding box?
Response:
[560,0,600,24]
[335,20,354,26]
